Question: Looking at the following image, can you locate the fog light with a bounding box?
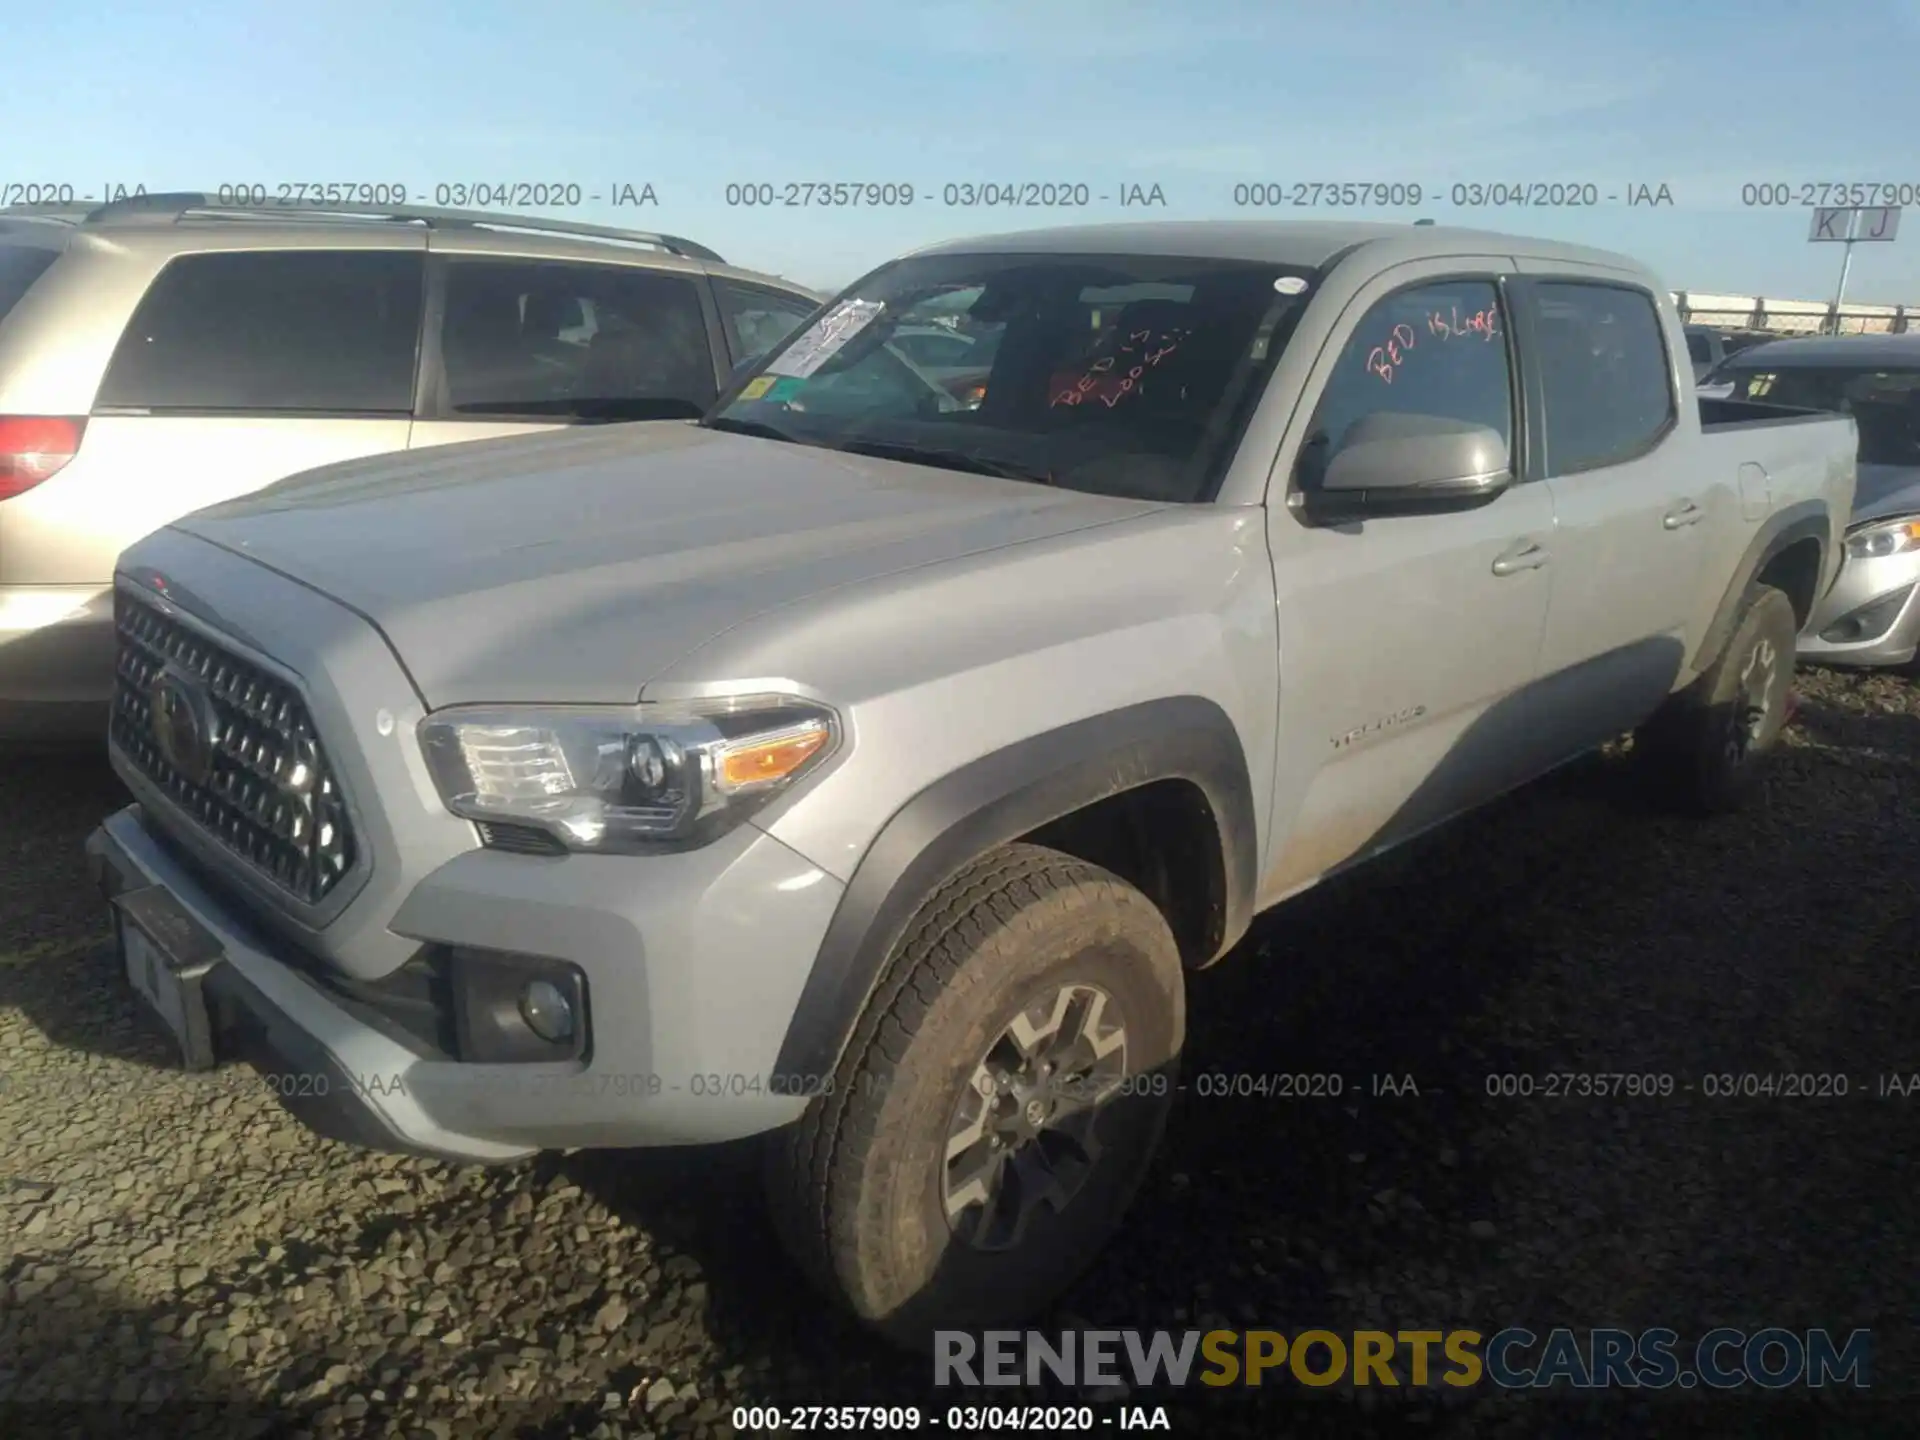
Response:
[1819,584,1914,644]
[519,980,575,1043]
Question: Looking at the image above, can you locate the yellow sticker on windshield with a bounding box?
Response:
[740,376,776,401]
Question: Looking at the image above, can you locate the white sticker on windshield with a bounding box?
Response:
[1273,276,1308,295]
[764,298,887,379]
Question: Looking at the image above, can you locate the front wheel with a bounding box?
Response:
[1635,582,1799,815]
[764,843,1185,1349]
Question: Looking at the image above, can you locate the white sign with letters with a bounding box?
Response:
[1809,206,1901,242]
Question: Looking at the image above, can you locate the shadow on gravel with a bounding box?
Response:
[1789,695,1920,759]
[0,1271,291,1440]
[0,750,168,1075]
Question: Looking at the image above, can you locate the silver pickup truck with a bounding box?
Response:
[85,221,1855,1346]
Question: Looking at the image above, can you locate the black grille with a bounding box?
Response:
[110,590,357,905]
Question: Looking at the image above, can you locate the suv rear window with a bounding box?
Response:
[96,250,425,414]
[433,259,717,420]
[713,280,818,368]
[0,246,59,326]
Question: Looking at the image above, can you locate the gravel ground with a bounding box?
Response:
[3,665,1917,1439]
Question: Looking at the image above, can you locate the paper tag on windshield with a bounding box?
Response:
[764,298,886,378]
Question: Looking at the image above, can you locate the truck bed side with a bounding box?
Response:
[1688,396,1857,664]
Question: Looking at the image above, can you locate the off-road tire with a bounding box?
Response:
[1635,582,1799,815]
[763,843,1185,1351]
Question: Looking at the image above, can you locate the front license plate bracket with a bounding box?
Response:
[111,884,223,1072]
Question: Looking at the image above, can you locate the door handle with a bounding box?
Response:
[1491,540,1549,576]
[1663,500,1704,529]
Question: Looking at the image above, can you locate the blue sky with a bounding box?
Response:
[17,0,1920,301]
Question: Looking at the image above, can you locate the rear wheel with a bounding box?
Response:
[764,843,1184,1349]
[1635,583,1799,815]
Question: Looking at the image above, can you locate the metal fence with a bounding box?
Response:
[1673,291,1915,336]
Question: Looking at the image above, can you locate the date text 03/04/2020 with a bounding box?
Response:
[1483,1072,1920,1098]
[0,182,668,210]
[206,182,661,209]
[731,1405,1173,1432]
[1229,181,1675,208]
[720,182,1170,208]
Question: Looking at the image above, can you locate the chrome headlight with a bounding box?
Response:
[1844,517,1920,561]
[419,696,838,853]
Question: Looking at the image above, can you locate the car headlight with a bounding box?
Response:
[1844,517,1920,561]
[418,696,838,853]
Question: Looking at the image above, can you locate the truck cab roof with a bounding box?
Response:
[909,219,1650,279]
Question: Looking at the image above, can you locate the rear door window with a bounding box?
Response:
[0,245,59,326]
[435,260,717,419]
[96,250,425,413]
[1533,282,1676,474]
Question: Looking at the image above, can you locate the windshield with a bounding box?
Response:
[703,251,1319,503]
[1723,363,1920,467]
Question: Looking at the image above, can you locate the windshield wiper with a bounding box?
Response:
[702,414,805,444]
[835,438,1054,485]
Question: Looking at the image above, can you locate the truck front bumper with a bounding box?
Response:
[86,803,843,1163]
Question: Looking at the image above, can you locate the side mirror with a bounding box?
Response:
[1298,413,1511,522]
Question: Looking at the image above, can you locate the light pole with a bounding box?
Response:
[1828,207,1861,335]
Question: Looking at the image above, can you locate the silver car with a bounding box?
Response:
[0,193,824,738]
[1706,334,1920,667]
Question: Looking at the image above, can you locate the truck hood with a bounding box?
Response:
[1853,463,1920,526]
[173,423,1161,707]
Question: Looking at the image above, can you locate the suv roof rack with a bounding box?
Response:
[1,192,724,263]
[0,203,99,225]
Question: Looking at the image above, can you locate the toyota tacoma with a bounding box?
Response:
[86,221,1856,1345]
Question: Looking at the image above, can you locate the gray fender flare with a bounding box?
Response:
[1692,500,1830,671]
[769,696,1259,1086]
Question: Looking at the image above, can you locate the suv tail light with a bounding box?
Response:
[0,416,86,500]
